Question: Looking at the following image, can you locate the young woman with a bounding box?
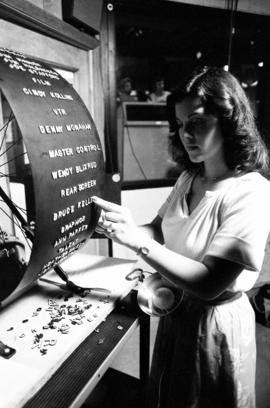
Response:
[93,67,270,408]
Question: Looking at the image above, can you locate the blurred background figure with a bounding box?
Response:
[117,76,138,102]
[148,76,171,103]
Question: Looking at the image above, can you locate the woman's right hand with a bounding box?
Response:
[93,196,151,252]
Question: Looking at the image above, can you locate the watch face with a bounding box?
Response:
[141,246,149,256]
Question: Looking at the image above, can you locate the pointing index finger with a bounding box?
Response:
[92,196,122,213]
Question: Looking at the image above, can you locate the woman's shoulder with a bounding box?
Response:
[168,170,193,197]
[237,172,270,191]
[217,173,270,237]
[224,172,270,206]
[175,170,193,187]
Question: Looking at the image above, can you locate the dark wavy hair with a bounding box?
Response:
[167,66,270,176]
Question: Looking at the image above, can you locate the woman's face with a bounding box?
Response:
[175,96,224,165]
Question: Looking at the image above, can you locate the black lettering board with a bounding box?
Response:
[0,47,105,306]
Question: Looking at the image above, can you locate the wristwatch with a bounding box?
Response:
[136,246,150,257]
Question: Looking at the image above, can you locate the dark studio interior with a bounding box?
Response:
[103,0,270,191]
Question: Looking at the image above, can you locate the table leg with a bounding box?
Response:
[139,311,150,406]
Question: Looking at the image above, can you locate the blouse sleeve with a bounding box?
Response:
[205,176,270,271]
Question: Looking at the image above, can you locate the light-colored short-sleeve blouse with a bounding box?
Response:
[158,171,270,292]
